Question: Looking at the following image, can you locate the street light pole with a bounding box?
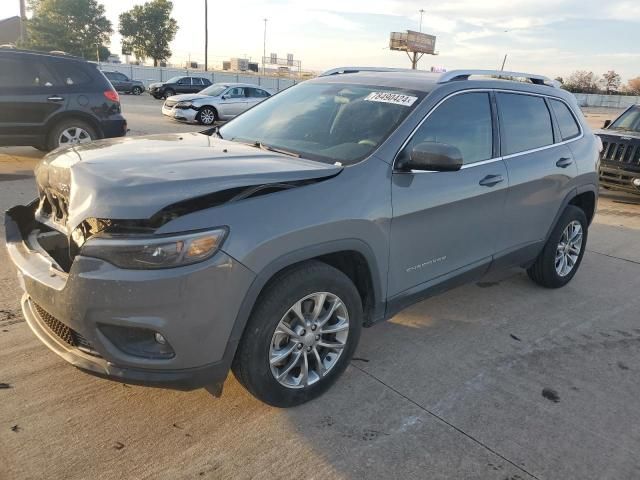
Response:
[19,0,26,43]
[204,0,208,71]
[263,18,267,75]
[419,9,425,32]
[94,42,100,63]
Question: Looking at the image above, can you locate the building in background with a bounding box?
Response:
[0,16,21,45]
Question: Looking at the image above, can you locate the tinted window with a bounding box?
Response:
[201,78,211,85]
[497,93,553,155]
[0,56,58,88]
[550,99,580,140]
[50,61,93,85]
[192,78,203,86]
[404,92,493,164]
[177,77,191,85]
[247,87,270,97]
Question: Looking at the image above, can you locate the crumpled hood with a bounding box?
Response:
[34,132,342,233]
[166,93,213,102]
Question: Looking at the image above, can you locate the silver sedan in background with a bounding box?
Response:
[162,83,272,125]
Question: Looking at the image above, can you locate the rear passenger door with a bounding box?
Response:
[494,92,579,256]
[0,54,65,145]
[388,91,509,297]
[245,87,270,109]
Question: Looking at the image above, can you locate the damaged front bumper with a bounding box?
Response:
[4,203,255,391]
[161,104,198,123]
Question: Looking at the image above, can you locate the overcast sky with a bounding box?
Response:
[7,0,640,80]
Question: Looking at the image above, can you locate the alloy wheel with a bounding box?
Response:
[199,108,216,125]
[555,220,583,277]
[58,127,92,146]
[269,292,349,389]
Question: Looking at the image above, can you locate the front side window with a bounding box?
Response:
[609,106,640,133]
[226,87,245,98]
[401,92,493,165]
[497,93,553,155]
[550,99,581,140]
[219,82,424,165]
[177,77,191,85]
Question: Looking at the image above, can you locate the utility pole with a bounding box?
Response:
[19,0,26,43]
[419,9,425,32]
[263,18,267,75]
[500,53,507,71]
[204,0,208,71]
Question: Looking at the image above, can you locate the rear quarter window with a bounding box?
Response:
[550,99,581,140]
[51,61,94,86]
[497,93,554,155]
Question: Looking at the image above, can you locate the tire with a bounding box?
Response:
[196,106,217,125]
[232,261,363,407]
[163,89,175,99]
[527,205,588,288]
[46,118,97,151]
[132,86,143,95]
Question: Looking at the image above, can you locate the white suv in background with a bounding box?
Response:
[162,82,272,125]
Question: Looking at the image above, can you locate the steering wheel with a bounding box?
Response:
[357,139,377,147]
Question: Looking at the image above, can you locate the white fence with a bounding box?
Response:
[99,63,298,92]
[574,93,640,109]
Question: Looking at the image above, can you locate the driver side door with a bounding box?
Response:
[388,91,508,299]
[218,87,247,118]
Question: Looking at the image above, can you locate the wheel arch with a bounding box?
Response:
[227,240,385,356]
[45,111,104,139]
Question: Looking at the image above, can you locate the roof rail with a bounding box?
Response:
[438,70,559,87]
[320,66,419,76]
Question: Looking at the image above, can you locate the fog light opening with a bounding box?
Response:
[632,178,640,188]
[154,332,167,345]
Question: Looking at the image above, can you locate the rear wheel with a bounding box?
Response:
[232,261,362,407]
[46,118,97,151]
[527,205,588,288]
[196,106,217,125]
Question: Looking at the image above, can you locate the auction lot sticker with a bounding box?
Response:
[364,92,418,107]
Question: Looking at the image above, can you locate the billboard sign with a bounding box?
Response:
[389,30,436,54]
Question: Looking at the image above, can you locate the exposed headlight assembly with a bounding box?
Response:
[174,101,194,109]
[80,228,227,269]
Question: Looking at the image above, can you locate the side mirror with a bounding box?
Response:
[221,95,228,100]
[603,119,611,128]
[400,142,463,172]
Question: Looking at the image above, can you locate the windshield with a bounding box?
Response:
[609,106,640,132]
[166,76,182,84]
[218,82,424,164]
[200,84,228,97]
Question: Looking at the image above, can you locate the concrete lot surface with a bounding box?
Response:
[0,96,638,480]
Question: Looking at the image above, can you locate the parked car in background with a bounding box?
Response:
[596,105,640,194]
[0,49,127,151]
[148,76,212,99]
[162,83,272,125]
[5,68,598,407]
[102,70,145,95]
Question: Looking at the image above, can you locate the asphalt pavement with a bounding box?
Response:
[0,95,638,480]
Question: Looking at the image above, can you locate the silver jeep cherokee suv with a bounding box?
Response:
[5,68,599,407]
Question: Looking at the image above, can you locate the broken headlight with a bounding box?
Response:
[79,228,227,269]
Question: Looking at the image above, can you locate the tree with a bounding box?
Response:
[563,71,599,94]
[601,70,621,94]
[21,0,112,60]
[119,0,178,66]
[626,77,640,95]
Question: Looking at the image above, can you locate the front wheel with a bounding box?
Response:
[232,261,362,407]
[163,89,175,99]
[196,107,217,125]
[527,205,588,288]
[132,86,143,95]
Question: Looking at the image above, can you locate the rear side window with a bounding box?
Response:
[497,93,553,155]
[50,61,93,85]
[0,56,58,88]
[406,92,493,164]
[246,87,270,98]
[550,99,581,140]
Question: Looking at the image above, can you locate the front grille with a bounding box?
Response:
[164,100,177,108]
[33,302,101,357]
[600,140,640,166]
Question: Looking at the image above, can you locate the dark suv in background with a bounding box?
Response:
[0,49,127,151]
[148,76,212,99]
[102,70,145,95]
[596,105,640,194]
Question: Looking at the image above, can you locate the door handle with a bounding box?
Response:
[556,157,573,168]
[47,96,64,102]
[479,174,504,187]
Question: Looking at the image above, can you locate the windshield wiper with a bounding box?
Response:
[233,138,300,158]
[202,125,223,138]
